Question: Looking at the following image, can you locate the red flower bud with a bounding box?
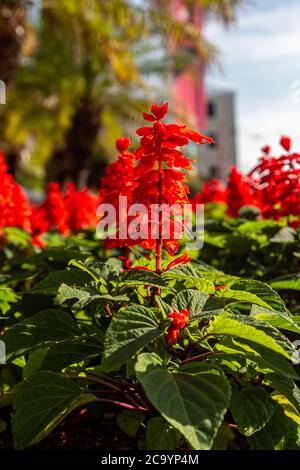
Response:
[280,136,291,152]
[262,145,271,155]
[116,136,130,153]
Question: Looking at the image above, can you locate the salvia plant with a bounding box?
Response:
[0,104,300,451]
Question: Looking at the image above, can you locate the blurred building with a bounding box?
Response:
[169,2,237,180]
[197,90,237,180]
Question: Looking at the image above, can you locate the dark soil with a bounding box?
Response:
[0,406,136,450]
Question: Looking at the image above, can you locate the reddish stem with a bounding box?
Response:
[181,351,221,365]
[103,303,113,317]
[155,144,163,286]
[94,397,149,412]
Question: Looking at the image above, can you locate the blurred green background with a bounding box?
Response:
[0,0,241,191]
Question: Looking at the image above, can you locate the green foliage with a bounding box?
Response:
[135,353,231,450]
[12,371,96,449]
[0,224,300,450]
[102,306,170,372]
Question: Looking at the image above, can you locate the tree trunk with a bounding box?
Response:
[46,97,102,187]
[0,0,27,86]
[0,0,27,176]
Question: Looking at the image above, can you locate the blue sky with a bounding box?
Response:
[205,0,300,172]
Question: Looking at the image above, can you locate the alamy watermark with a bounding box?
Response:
[292,340,300,365]
[291,80,300,105]
[96,197,204,250]
[0,340,6,365]
[0,80,6,104]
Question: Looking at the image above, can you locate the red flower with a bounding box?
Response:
[31,182,69,236]
[131,102,213,261]
[116,136,130,153]
[262,145,271,155]
[226,167,262,217]
[0,150,32,231]
[193,179,227,206]
[99,137,136,249]
[65,183,98,231]
[249,137,300,222]
[215,284,226,291]
[166,308,189,345]
[280,136,291,153]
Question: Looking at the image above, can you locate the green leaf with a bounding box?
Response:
[69,260,102,281]
[4,227,31,248]
[230,385,275,436]
[162,264,199,281]
[216,279,288,314]
[30,270,90,295]
[212,423,235,450]
[102,306,170,372]
[154,296,173,316]
[40,341,102,371]
[252,311,300,334]
[12,371,96,449]
[208,313,295,359]
[118,270,170,289]
[135,353,231,450]
[56,284,128,311]
[271,394,300,425]
[163,266,215,292]
[0,286,19,314]
[69,259,121,282]
[117,410,145,437]
[172,289,209,318]
[248,407,294,450]
[22,349,49,379]
[2,309,81,362]
[145,416,181,450]
[263,373,300,411]
[215,338,298,379]
[270,275,300,291]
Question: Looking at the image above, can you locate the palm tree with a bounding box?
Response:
[0,0,243,185]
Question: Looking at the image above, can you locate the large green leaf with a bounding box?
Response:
[216,279,288,314]
[162,266,215,292]
[208,313,295,359]
[263,373,300,411]
[252,310,300,334]
[230,385,275,436]
[12,371,96,449]
[102,306,170,372]
[215,338,298,379]
[56,283,128,311]
[145,416,181,450]
[135,353,231,450]
[29,270,90,295]
[171,289,209,318]
[2,309,81,361]
[40,341,102,371]
[162,264,199,281]
[248,407,296,450]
